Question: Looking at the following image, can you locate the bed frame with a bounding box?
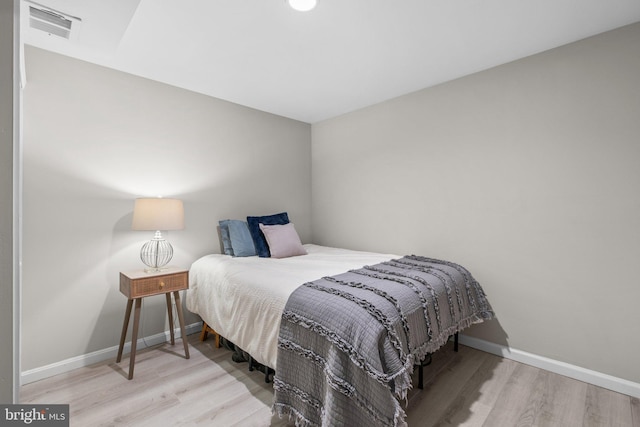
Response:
[200,320,458,390]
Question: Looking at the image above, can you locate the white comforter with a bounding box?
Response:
[186,244,397,369]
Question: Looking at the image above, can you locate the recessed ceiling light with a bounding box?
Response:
[288,0,317,12]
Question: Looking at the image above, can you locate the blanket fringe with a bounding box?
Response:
[273,403,318,427]
[394,403,409,427]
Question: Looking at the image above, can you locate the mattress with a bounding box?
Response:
[186,244,398,369]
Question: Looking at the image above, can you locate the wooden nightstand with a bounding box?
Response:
[116,267,190,379]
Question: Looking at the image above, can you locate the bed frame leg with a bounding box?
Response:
[265,367,273,383]
[200,322,221,348]
[416,334,459,389]
[416,353,432,389]
[247,355,273,383]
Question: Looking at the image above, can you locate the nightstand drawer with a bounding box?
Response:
[120,270,188,299]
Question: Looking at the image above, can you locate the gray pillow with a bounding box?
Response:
[219,219,257,257]
[218,221,234,256]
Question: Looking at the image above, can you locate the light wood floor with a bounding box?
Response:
[21,333,639,426]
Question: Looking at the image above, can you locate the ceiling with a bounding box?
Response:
[20,0,640,124]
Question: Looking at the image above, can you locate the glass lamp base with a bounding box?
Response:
[140,233,174,271]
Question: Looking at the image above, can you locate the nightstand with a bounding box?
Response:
[116,267,190,379]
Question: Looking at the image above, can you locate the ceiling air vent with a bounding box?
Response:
[27,2,81,40]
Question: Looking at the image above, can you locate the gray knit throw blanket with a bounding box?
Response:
[273,255,494,427]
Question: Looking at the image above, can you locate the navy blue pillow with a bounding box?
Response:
[246,212,289,257]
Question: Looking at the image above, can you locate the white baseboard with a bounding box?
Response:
[21,322,202,386]
[458,334,640,399]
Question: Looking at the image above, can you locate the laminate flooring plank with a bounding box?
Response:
[481,362,542,426]
[137,346,273,426]
[79,388,181,427]
[20,334,638,427]
[406,345,490,426]
[20,357,141,404]
[417,352,518,427]
[158,353,253,397]
[137,375,271,427]
[190,384,274,426]
[68,363,204,424]
[502,368,584,427]
[58,368,164,419]
[631,397,640,427]
[529,370,588,427]
[584,384,634,427]
[221,387,285,427]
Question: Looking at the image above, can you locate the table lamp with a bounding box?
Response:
[132,198,184,272]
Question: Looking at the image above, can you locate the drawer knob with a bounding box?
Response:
[160,281,165,288]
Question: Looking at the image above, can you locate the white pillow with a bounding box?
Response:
[258,222,307,258]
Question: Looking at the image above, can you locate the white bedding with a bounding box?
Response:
[186,244,398,369]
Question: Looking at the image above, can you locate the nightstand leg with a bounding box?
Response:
[166,293,175,345]
[173,291,190,359]
[117,299,134,363]
[128,298,142,380]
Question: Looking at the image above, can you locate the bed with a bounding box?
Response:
[186,243,493,427]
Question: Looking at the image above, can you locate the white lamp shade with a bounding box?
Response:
[288,0,317,12]
[132,198,184,231]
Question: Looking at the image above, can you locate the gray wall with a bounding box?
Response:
[21,46,311,371]
[0,0,17,404]
[20,21,640,388]
[312,23,640,383]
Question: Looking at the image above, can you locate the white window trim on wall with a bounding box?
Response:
[13,0,22,403]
